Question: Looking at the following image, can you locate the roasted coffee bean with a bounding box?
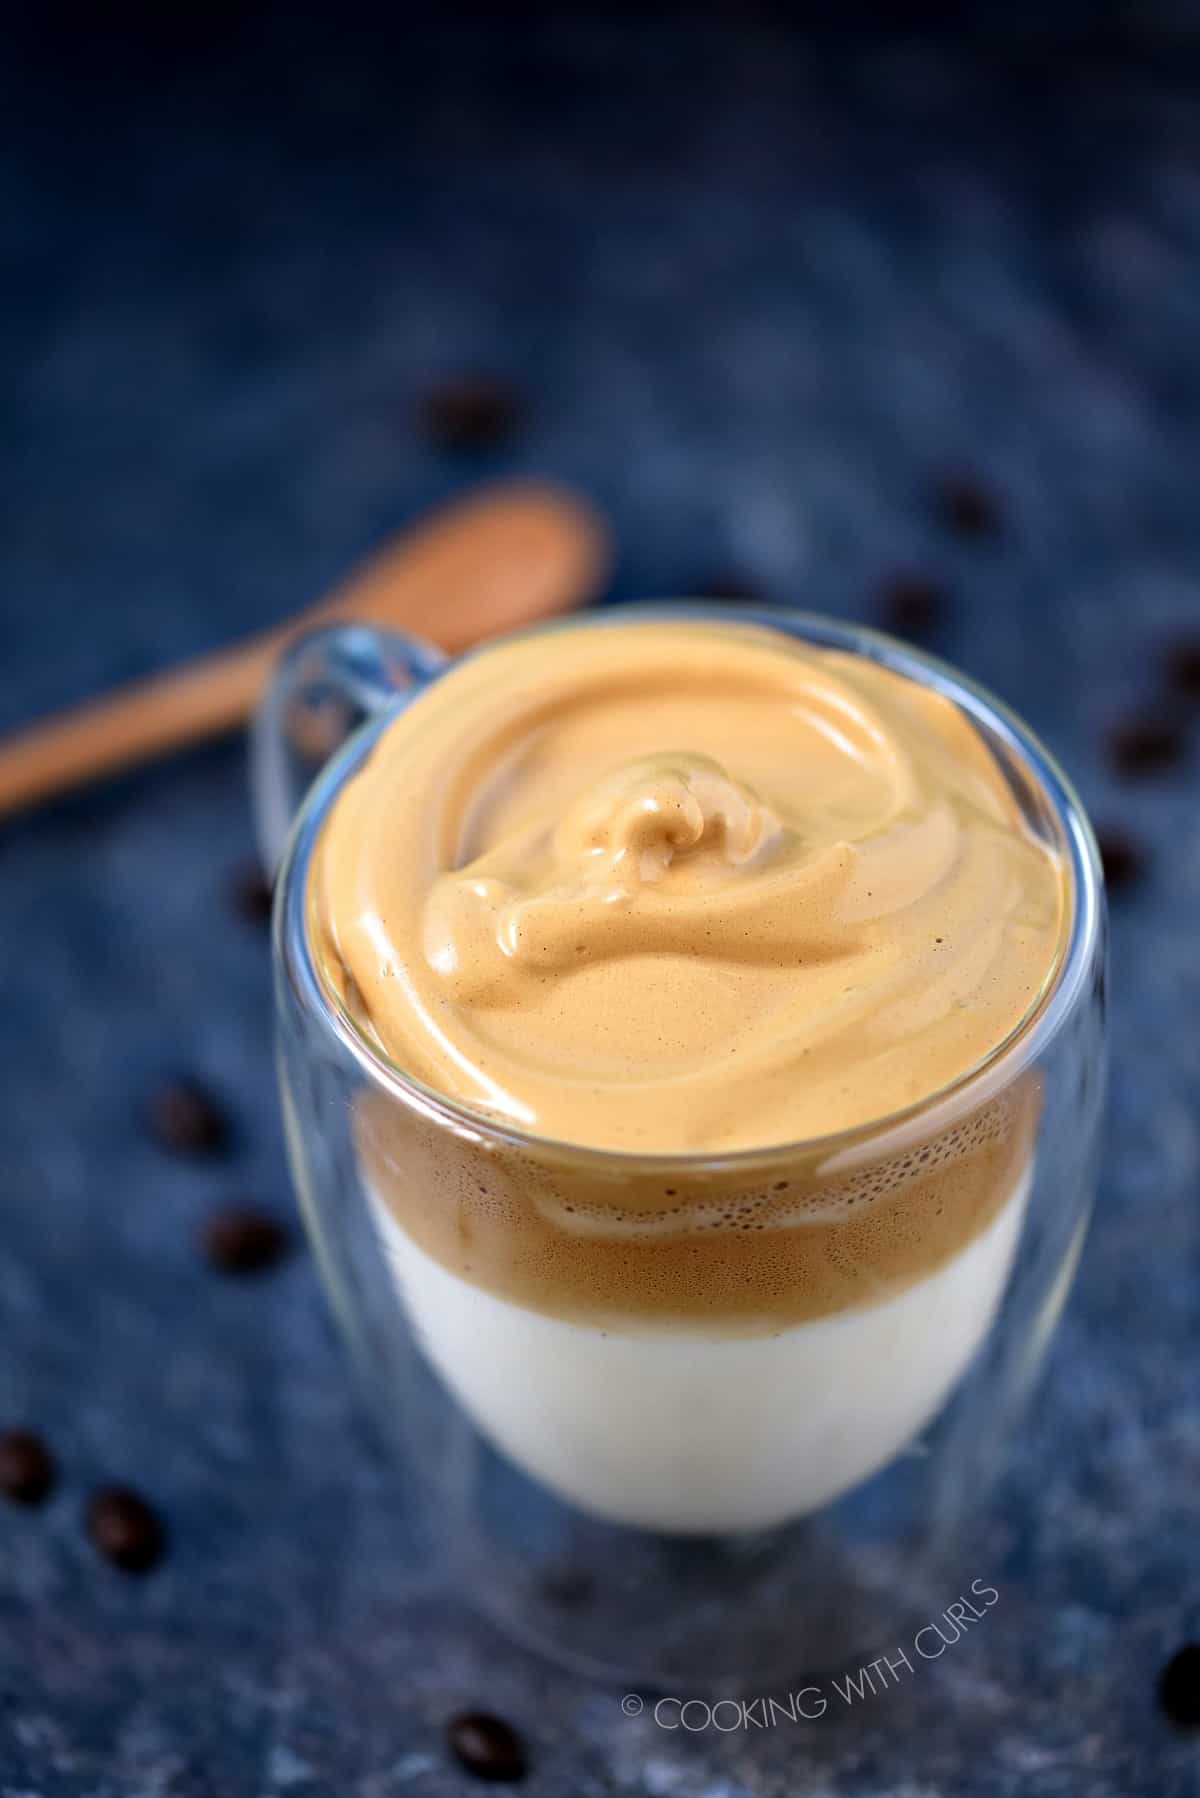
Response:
[687,570,767,602]
[1159,1643,1200,1728]
[933,471,1003,539]
[146,1080,230,1158]
[229,862,274,927]
[420,375,524,453]
[877,571,949,638]
[1164,638,1200,701]
[446,1711,528,1782]
[1107,717,1188,778]
[86,1487,165,1573]
[0,1429,57,1506]
[1096,828,1147,892]
[201,1205,290,1276]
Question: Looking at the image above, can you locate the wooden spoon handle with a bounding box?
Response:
[0,482,608,820]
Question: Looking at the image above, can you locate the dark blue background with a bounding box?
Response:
[2,6,1199,1793]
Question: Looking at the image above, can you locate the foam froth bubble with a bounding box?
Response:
[355,1081,1037,1326]
[533,1099,1013,1238]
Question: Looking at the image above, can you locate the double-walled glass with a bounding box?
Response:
[257,607,1106,1688]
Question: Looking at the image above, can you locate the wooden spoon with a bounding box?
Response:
[0,482,609,819]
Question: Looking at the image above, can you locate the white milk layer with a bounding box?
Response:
[369,1173,1027,1535]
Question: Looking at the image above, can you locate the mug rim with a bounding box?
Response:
[275,602,1104,1172]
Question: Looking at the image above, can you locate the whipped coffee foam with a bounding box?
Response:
[312,620,1066,1154]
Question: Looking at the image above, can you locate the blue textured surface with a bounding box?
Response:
[3,7,1199,1794]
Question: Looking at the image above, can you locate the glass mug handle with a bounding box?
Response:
[250,623,448,872]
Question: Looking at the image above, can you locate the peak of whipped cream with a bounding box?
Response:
[311,620,1067,1152]
[424,753,792,996]
[552,752,783,883]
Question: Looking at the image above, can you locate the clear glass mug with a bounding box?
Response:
[254,606,1106,1689]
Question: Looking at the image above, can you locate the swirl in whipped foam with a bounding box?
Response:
[311,620,1067,1153]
